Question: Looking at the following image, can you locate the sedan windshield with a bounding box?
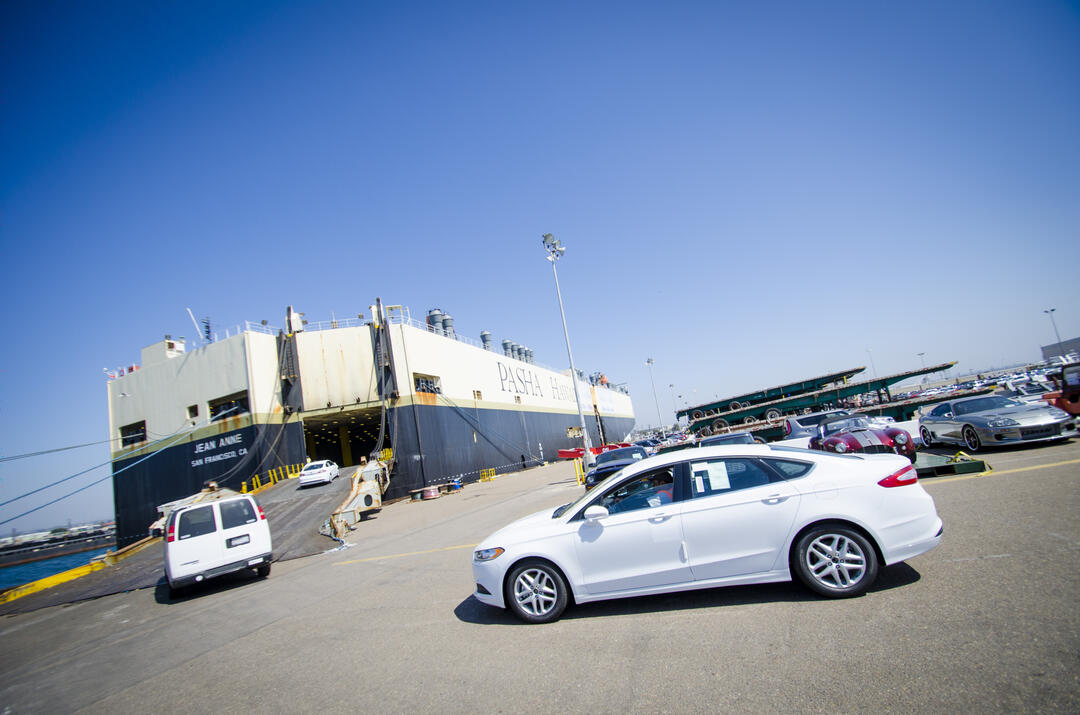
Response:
[953,396,1021,415]
[595,447,646,465]
[821,417,872,436]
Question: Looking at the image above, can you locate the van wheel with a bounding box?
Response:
[256,563,271,578]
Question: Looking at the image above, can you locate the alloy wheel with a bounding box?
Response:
[963,426,981,451]
[804,533,867,590]
[513,568,559,617]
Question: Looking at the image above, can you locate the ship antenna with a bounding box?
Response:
[186,308,205,345]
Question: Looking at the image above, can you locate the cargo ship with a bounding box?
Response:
[107,300,635,546]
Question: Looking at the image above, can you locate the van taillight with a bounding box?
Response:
[257,506,266,520]
[166,524,176,543]
[878,464,918,488]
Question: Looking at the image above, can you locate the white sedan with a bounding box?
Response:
[298,459,339,486]
[472,445,942,623]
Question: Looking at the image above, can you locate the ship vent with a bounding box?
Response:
[426,309,445,336]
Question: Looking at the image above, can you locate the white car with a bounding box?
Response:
[472,445,942,623]
[298,459,340,486]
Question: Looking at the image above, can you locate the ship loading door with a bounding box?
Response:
[302,407,382,467]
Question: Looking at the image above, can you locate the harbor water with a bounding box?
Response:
[0,547,112,591]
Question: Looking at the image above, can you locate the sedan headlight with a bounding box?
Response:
[473,547,505,562]
[986,417,1020,427]
[893,432,909,445]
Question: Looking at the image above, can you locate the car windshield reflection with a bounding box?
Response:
[822,417,872,435]
[954,396,1022,415]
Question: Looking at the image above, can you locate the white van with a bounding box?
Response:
[164,494,273,596]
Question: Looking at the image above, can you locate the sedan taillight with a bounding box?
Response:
[878,464,918,488]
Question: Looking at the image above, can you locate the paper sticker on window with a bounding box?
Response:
[692,461,730,492]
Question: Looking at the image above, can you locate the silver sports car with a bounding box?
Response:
[919,395,1077,451]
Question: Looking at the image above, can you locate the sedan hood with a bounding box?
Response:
[587,459,636,476]
[977,405,1065,424]
[480,507,560,547]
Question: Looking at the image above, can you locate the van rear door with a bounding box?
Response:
[169,504,223,576]
[218,497,268,564]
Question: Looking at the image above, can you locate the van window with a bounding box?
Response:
[220,499,257,529]
[178,505,217,539]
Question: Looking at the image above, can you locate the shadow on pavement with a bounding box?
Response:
[153,568,269,605]
[453,563,922,625]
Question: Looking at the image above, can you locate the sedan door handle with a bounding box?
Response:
[762,494,788,505]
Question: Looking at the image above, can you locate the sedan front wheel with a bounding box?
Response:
[963,425,982,452]
[505,560,569,624]
[920,426,935,447]
[793,525,878,598]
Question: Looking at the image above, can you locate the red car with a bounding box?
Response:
[809,415,916,463]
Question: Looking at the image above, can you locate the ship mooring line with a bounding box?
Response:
[333,542,476,566]
[925,457,1080,485]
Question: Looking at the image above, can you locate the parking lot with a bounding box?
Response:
[2,440,1078,712]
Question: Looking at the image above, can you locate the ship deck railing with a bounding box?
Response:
[304,312,630,395]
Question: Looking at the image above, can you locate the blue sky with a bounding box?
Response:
[2,0,1078,532]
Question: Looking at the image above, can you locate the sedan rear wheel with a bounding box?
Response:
[962,425,982,452]
[919,426,935,447]
[505,560,568,624]
[793,526,878,598]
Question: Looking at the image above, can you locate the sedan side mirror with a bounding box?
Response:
[583,505,609,522]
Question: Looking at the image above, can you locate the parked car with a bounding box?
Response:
[782,409,852,439]
[584,446,649,490]
[699,432,761,446]
[632,439,660,454]
[919,395,1077,451]
[164,494,272,597]
[298,459,340,486]
[809,415,916,463]
[998,380,1053,404]
[472,445,943,623]
[1045,363,1080,416]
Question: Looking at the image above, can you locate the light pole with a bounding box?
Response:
[542,234,593,464]
[866,348,878,379]
[646,358,664,436]
[917,352,926,369]
[668,383,677,428]
[1044,308,1063,354]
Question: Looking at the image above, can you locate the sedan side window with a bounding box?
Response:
[762,458,813,480]
[689,458,775,498]
[929,404,951,418]
[598,467,675,515]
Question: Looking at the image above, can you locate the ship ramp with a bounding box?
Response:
[0,467,359,615]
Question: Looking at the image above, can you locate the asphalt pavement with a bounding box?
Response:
[2,441,1078,712]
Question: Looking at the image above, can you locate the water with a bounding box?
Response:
[0,547,113,591]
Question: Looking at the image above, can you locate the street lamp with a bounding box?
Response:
[917,352,926,369]
[668,383,677,427]
[542,234,593,464]
[646,358,664,436]
[1044,308,1063,354]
